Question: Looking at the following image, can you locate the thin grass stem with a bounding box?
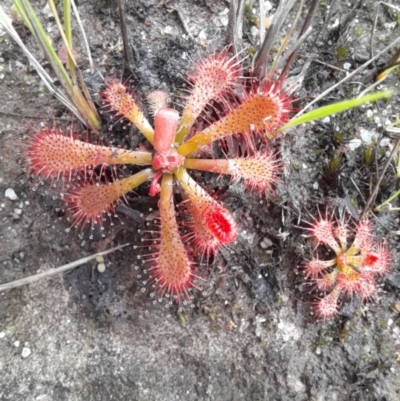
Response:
[0,244,130,292]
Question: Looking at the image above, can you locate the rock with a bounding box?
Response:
[5,188,18,201]
[21,347,31,358]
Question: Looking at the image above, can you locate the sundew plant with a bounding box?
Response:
[23,51,289,300]
[0,0,394,315]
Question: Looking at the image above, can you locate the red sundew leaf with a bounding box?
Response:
[363,244,390,276]
[181,200,222,258]
[175,168,238,245]
[336,270,362,297]
[178,51,242,140]
[147,90,169,115]
[315,287,340,320]
[65,182,122,228]
[315,271,337,292]
[65,169,154,228]
[348,218,373,254]
[203,205,238,244]
[183,150,280,196]
[334,222,348,251]
[364,252,379,266]
[101,80,154,144]
[357,274,377,301]
[305,218,341,254]
[148,174,195,299]
[304,258,335,278]
[24,125,152,181]
[178,80,293,156]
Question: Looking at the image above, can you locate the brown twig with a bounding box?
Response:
[253,0,296,80]
[297,54,346,73]
[362,138,400,216]
[0,243,130,292]
[370,2,400,60]
[279,0,318,81]
[293,35,400,118]
[117,0,133,71]
[171,2,195,41]
[227,0,246,55]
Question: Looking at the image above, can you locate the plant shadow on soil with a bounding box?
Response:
[0,1,399,400]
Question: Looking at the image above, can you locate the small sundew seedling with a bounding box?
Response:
[336,45,349,60]
[302,212,390,320]
[327,153,342,175]
[334,132,345,143]
[354,26,363,37]
[364,144,374,166]
[244,2,254,23]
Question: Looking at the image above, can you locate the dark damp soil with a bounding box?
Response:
[0,1,400,400]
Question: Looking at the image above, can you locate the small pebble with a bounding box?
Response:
[164,26,173,35]
[260,237,273,249]
[97,263,106,273]
[265,1,273,12]
[220,16,228,26]
[359,128,390,146]
[5,188,18,201]
[21,347,31,358]
[250,26,259,37]
[348,138,362,150]
[198,29,207,41]
[0,332,5,338]
[13,340,20,347]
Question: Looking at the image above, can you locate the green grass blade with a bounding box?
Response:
[2,3,100,129]
[63,0,72,47]
[19,0,73,91]
[12,0,35,37]
[18,0,100,131]
[0,5,83,119]
[62,0,75,74]
[278,91,392,133]
[374,188,400,212]
[48,0,77,71]
[49,0,100,130]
